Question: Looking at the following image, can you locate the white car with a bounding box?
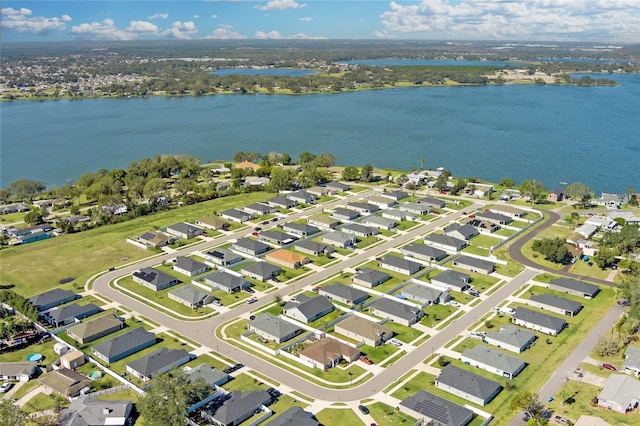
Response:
[449,301,461,308]
[0,382,13,393]
[388,338,403,347]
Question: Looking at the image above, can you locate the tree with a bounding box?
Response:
[0,400,27,426]
[520,180,547,204]
[435,175,448,191]
[531,238,571,264]
[23,208,45,225]
[143,178,167,201]
[341,166,360,181]
[298,151,316,165]
[314,152,336,168]
[138,369,193,426]
[360,163,374,182]
[594,247,617,269]
[8,179,46,203]
[499,177,515,188]
[174,178,195,197]
[509,391,547,425]
[269,167,297,192]
[565,182,592,208]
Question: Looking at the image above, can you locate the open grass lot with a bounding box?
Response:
[308,309,345,329]
[469,234,502,249]
[493,227,517,237]
[356,235,383,250]
[315,407,365,426]
[568,260,611,280]
[0,193,272,296]
[421,304,456,327]
[532,272,562,284]
[22,392,67,414]
[493,247,525,277]
[549,381,632,425]
[0,210,28,225]
[382,320,423,343]
[396,219,420,231]
[360,343,400,364]
[369,402,417,426]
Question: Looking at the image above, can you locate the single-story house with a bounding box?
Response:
[184,363,230,387]
[381,209,407,222]
[0,362,38,382]
[468,184,494,198]
[575,223,598,239]
[352,268,391,288]
[39,368,92,399]
[489,205,526,219]
[461,345,526,379]
[216,181,231,192]
[379,190,409,201]
[435,364,501,406]
[319,283,368,305]
[379,255,423,275]
[578,239,599,257]
[400,390,473,426]
[512,308,567,336]
[165,222,204,239]
[240,262,282,282]
[308,214,341,230]
[269,407,319,426]
[168,286,214,308]
[294,240,335,256]
[173,256,209,277]
[203,248,243,266]
[132,267,180,291]
[235,161,260,171]
[284,295,334,324]
[232,238,271,256]
[367,195,397,209]
[91,327,156,364]
[484,325,536,353]
[59,350,86,370]
[401,243,447,262]
[266,249,310,269]
[401,283,450,306]
[287,190,317,205]
[548,189,564,202]
[29,289,80,312]
[321,231,357,248]
[126,348,191,382]
[623,346,640,377]
[475,211,513,226]
[500,189,522,201]
[430,269,471,292]
[369,297,424,326]
[0,202,30,214]
[258,230,298,245]
[362,215,397,230]
[66,313,124,345]
[44,303,103,327]
[244,176,270,187]
[299,337,360,370]
[334,315,393,347]
[423,233,467,252]
[467,218,500,234]
[417,197,446,209]
[584,215,617,230]
[597,374,640,414]
[346,202,380,214]
[549,277,600,299]
[133,230,173,249]
[201,390,272,426]
[202,271,251,293]
[332,207,360,221]
[60,395,132,426]
[452,255,496,274]
[306,186,331,197]
[195,216,228,231]
[267,195,297,209]
[444,223,479,241]
[282,222,320,237]
[248,313,303,344]
[220,208,254,223]
[398,202,432,215]
[340,223,378,238]
[529,294,583,317]
[324,181,351,192]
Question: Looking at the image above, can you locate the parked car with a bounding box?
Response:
[213,300,223,307]
[246,297,258,304]
[359,355,374,365]
[249,315,256,320]
[468,289,480,297]
[271,217,279,222]
[388,338,403,347]
[358,405,370,415]
[254,227,262,231]
[0,382,13,393]
[245,287,255,294]
[251,232,259,236]
[602,363,617,371]
[449,301,461,308]
[261,221,269,225]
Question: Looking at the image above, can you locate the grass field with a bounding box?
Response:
[315,407,365,426]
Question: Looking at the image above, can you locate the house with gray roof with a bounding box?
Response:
[362,215,397,230]
[269,407,319,426]
[417,197,446,209]
[201,390,272,426]
[430,269,470,292]
[401,283,450,306]
[597,374,640,414]
[126,348,191,382]
[489,205,526,219]
[267,195,297,209]
[467,218,500,234]
[334,315,393,347]
[244,202,277,216]
[184,363,230,387]
[575,223,598,239]
[282,222,320,237]
[549,277,600,299]
[321,231,357,248]
[91,327,156,364]
[461,345,526,379]
[44,303,103,327]
[220,208,254,223]
[0,362,38,382]
[379,255,423,275]
[475,211,512,225]
[324,181,351,192]
[248,313,303,343]
[512,308,567,336]
[332,207,360,221]
[484,325,536,353]
[319,283,368,305]
[379,190,409,201]
[202,271,251,293]
[307,214,341,230]
[240,262,282,282]
[287,190,317,205]
[306,186,331,197]
[133,230,173,249]
[294,240,335,256]
[623,346,640,377]
[398,202,432,215]
[367,195,397,209]
[435,364,502,406]
[165,222,204,239]
[258,230,297,245]
[173,256,209,277]
[29,289,80,312]
[132,267,180,291]
[444,223,479,241]
[232,238,271,256]
[284,296,334,324]
[341,223,378,238]
[400,390,473,426]
[168,286,214,308]
[60,395,132,426]
[203,248,243,266]
[369,297,424,326]
[529,294,583,317]
[346,202,379,214]
[452,255,495,274]
[66,313,124,345]
[424,233,467,252]
[381,209,407,221]
[401,243,447,262]
[352,268,390,288]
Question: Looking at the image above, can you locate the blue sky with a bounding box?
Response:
[2,1,638,43]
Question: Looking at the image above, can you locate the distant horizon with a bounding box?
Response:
[2,1,638,43]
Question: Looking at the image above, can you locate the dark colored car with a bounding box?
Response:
[358,405,370,415]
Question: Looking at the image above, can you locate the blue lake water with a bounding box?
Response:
[2,73,639,194]
[212,68,317,76]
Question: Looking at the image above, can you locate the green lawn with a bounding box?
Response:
[315,408,365,426]
[493,228,516,237]
[369,402,417,426]
[22,392,67,414]
[381,320,424,343]
[1,339,59,367]
[462,245,490,256]
[469,234,502,249]
[548,381,630,426]
[360,343,400,364]
[421,304,456,327]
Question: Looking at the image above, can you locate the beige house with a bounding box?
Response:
[299,337,360,370]
[334,315,393,347]
[266,249,310,269]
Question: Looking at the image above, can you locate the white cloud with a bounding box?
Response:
[256,0,306,11]
[380,0,640,41]
[193,15,200,19]
[255,30,325,39]
[211,14,218,19]
[162,21,198,40]
[1,7,71,35]
[255,30,282,39]
[373,30,395,39]
[126,20,159,35]
[205,25,246,39]
[70,19,134,40]
[299,17,312,21]
[148,13,168,20]
[289,32,326,40]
